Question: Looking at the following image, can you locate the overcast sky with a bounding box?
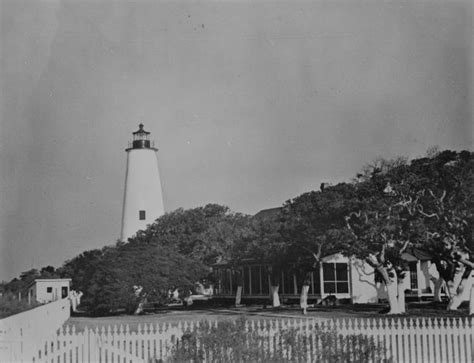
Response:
[1,1,472,281]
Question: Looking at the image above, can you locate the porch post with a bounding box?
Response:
[417,260,422,299]
[320,263,325,298]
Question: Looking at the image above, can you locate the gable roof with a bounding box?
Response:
[253,207,282,220]
[405,248,432,261]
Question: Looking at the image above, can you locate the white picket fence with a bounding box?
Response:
[32,316,473,363]
[0,298,72,363]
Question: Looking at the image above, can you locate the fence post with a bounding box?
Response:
[453,318,460,363]
[467,317,473,363]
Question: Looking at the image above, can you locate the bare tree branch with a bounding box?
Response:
[459,259,474,269]
[366,253,379,268]
[440,190,447,203]
[417,205,440,219]
[399,240,410,254]
[380,244,386,264]
[428,189,447,205]
[426,231,440,239]
[298,243,323,270]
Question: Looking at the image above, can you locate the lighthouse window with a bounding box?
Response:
[139,210,146,220]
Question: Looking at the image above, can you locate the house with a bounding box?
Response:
[212,207,452,304]
[27,278,71,304]
[212,251,447,304]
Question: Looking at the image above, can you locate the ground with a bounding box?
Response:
[66,302,471,333]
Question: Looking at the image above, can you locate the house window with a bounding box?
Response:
[46,287,52,293]
[409,262,418,290]
[323,263,349,294]
[139,210,146,220]
[261,267,269,295]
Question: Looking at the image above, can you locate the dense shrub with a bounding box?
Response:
[0,293,40,319]
[166,316,387,362]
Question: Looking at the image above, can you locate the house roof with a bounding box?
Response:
[253,207,282,220]
[27,278,72,288]
[405,248,432,261]
[214,248,435,267]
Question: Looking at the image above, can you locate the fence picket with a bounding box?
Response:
[392,318,400,362]
[24,315,474,363]
[467,317,473,363]
[446,318,453,363]
[453,318,461,363]
[77,330,84,363]
[412,318,419,363]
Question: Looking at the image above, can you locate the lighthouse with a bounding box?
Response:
[120,123,165,240]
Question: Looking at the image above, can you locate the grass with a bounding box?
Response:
[0,293,41,319]
[66,301,471,333]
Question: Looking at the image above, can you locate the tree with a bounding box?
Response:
[59,249,104,293]
[219,207,286,307]
[94,242,207,315]
[64,241,208,315]
[346,151,474,313]
[247,214,286,307]
[345,157,417,314]
[4,269,40,296]
[39,266,59,279]
[133,204,254,306]
[60,204,251,315]
[400,150,474,310]
[133,204,251,265]
[280,183,357,313]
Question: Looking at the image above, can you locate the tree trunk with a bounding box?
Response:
[268,266,281,308]
[235,285,242,306]
[468,283,474,315]
[447,283,465,310]
[431,277,445,302]
[371,262,403,315]
[271,285,281,307]
[134,300,145,315]
[397,278,406,313]
[447,273,472,310]
[433,260,455,304]
[386,279,401,314]
[300,285,310,314]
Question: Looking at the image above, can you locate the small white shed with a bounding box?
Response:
[27,278,71,304]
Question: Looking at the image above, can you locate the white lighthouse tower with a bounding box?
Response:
[120,123,165,240]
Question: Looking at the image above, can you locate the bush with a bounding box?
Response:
[0,293,40,319]
[166,316,387,362]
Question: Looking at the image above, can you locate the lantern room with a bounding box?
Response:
[126,123,157,151]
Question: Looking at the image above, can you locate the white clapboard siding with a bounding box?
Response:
[30,316,473,363]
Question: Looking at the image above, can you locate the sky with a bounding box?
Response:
[0,0,472,281]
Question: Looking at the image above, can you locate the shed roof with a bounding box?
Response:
[28,278,72,288]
